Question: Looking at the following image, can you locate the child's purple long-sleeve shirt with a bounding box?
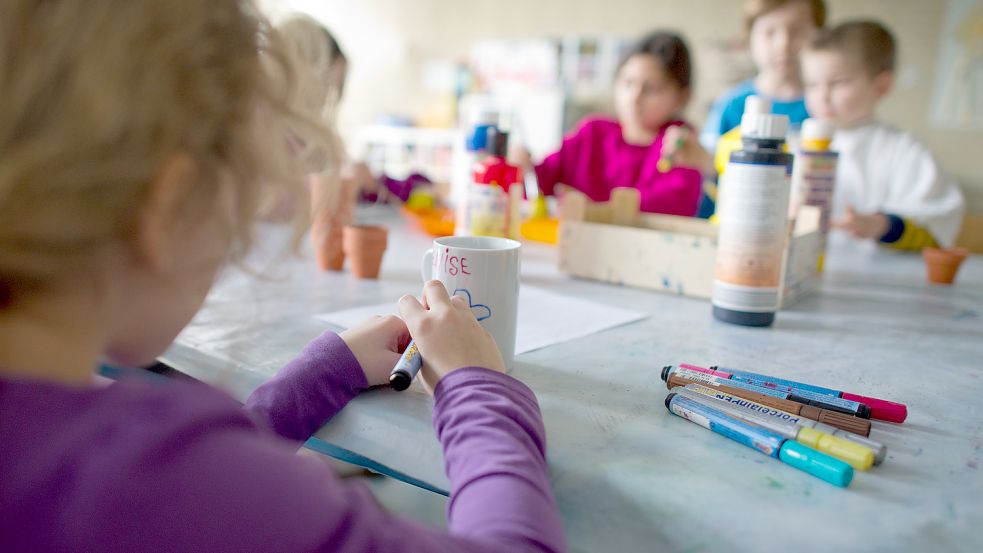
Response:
[0,331,566,553]
[536,116,702,217]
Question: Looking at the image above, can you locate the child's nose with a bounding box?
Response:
[775,29,791,54]
[819,86,833,106]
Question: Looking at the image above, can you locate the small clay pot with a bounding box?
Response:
[313,222,345,271]
[343,225,388,279]
[922,247,968,285]
[309,174,355,272]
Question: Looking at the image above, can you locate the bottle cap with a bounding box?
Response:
[740,95,789,140]
[800,118,834,150]
[486,127,509,158]
[801,118,834,141]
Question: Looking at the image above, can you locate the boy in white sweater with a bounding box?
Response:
[801,20,965,249]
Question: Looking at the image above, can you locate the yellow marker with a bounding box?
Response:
[796,427,874,471]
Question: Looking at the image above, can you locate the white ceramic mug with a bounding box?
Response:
[422,236,521,368]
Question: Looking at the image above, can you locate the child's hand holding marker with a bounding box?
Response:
[396,280,506,392]
[340,315,413,386]
[658,125,713,175]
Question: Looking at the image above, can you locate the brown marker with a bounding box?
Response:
[666,373,871,437]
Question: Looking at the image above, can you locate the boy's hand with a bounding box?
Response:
[833,208,889,240]
[661,126,713,175]
[340,315,412,386]
[398,281,506,393]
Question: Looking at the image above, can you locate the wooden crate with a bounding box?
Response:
[557,188,821,306]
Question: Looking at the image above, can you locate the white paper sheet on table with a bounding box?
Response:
[315,285,648,355]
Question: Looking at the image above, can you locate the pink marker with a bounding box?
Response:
[679,364,731,378]
[712,365,908,424]
[675,363,907,423]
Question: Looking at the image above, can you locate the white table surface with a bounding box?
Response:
[162,208,983,553]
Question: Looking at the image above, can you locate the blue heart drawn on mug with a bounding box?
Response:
[453,288,492,322]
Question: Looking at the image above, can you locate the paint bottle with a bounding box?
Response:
[712,96,793,327]
[454,112,497,236]
[466,127,523,238]
[789,118,838,271]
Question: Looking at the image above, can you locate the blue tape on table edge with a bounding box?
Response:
[301,438,450,496]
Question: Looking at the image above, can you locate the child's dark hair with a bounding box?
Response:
[618,31,692,90]
[744,0,827,35]
[806,20,896,76]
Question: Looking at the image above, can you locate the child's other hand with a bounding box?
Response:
[833,208,889,240]
[340,315,411,387]
[398,281,506,393]
[509,145,533,169]
[662,126,713,175]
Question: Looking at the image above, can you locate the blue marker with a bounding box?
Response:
[389,341,422,391]
[665,393,853,487]
[662,366,871,419]
[711,365,907,424]
[719,368,843,397]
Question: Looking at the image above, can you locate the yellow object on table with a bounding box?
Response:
[400,206,455,237]
[521,216,559,244]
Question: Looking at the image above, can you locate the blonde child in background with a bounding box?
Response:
[521,31,711,217]
[272,15,361,270]
[699,0,826,217]
[801,21,965,249]
[0,1,566,552]
[263,14,349,221]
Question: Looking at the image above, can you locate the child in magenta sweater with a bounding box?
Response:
[528,31,711,216]
[0,1,566,552]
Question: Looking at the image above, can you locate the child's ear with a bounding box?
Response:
[874,70,894,99]
[132,154,198,273]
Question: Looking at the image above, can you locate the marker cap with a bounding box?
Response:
[797,427,874,471]
[389,371,412,391]
[841,393,907,423]
[680,363,729,377]
[779,441,854,488]
[800,405,872,437]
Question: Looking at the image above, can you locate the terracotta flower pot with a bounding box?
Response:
[922,247,968,285]
[313,221,345,271]
[343,225,388,279]
[310,174,355,272]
